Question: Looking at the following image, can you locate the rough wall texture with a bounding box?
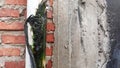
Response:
[0,0,54,68]
[2,0,120,68]
[53,0,111,68]
[0,0,26,68]
[77,0,110,68]
[46,0,55,68]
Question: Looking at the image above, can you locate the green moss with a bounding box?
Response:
[31,0,47,68]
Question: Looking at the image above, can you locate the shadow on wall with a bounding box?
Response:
[106,0,120,68]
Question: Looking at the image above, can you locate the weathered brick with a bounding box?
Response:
[2,35,25,44]
[23,9,27,18]
[47,22,55,31]
[0,9,19,17]
[49,0,53,6]
[0,22,24,31]
[47,10,53,18]
[0,48,20,56]
[46,46,53,56]
[5,61,25,68]
[46,34,54,43]
[46,60,52,68]
[5,0,27,5]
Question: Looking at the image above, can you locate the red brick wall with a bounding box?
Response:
[0,0,26,68]
[46,0,54,68]
[0,0,54,68]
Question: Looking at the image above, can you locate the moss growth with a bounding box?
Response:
[25,0,47,68]
[33,0,47,68]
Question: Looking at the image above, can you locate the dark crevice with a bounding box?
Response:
[106,0,120,68]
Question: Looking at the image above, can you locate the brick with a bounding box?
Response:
[49,0,53,6]
[47,10,53,18]
[46,60,52,68]
[5,0,27,5]
[20,8,26,17]
[5,61,25,68]
[46,34,54,43]
[0,48,20,56]
[46,46,53,56]
[0,9,19,17]
[0,22,24,31]
[2,35,25,44]
[47,22,55,31]
[24,9,27,18]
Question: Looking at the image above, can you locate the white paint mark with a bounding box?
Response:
[27,0,42,17]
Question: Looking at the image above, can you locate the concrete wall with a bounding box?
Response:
[53,0,110,68]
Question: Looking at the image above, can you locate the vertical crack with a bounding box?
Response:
[78,6,88,67]
[97,0,109,68]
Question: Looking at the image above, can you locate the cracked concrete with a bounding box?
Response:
[53,0,120,68]
[76,0,110,68]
